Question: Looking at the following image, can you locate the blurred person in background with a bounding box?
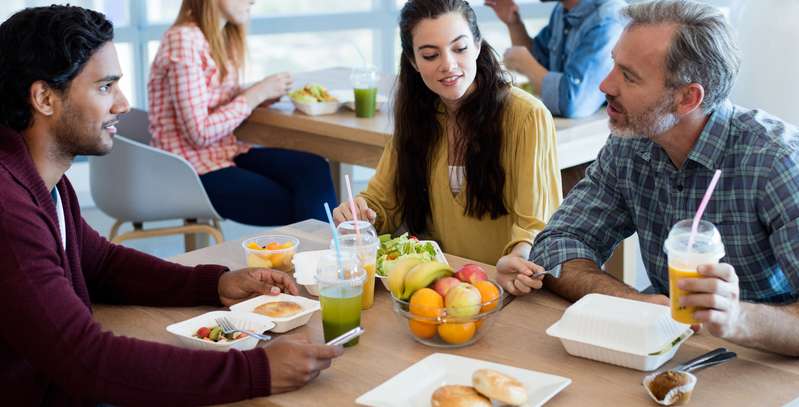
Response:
[148,0,337,226]
[486,0,626,118]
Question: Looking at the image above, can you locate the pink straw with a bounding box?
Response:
[687,169,722,249]
[344,174,361,240]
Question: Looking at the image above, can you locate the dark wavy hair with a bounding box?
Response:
[396,0,511,234]
[0,5,114,131]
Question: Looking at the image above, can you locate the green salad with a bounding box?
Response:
[376,233,437,277]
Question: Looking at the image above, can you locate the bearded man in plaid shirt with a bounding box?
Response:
[499,0,799,356]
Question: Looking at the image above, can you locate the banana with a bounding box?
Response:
[401,261,453,300]
[388,257,425,299]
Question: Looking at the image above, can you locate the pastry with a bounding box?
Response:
[254,301,303,318]
[431,385,491,407]
[472,369,528,406]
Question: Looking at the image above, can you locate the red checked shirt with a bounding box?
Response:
[148,24,252,175]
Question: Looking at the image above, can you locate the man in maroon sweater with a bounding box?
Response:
[0,5,342,405]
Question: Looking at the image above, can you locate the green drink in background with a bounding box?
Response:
[316,251,365,347]
[354,87,377,118]
[351,66,379,118]
[320,286,362,346]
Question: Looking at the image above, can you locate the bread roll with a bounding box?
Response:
[254,301,303,318]
[431,385,491,407]
[472,369,528,405]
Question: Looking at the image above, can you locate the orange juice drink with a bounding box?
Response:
[668,266,702,324]
[663,219,725,324]
[336,220,379,308]
[362,263,376,309]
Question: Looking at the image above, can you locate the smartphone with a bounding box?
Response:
[326,326,364,346]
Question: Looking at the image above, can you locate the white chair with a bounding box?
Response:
[89,108,224,250]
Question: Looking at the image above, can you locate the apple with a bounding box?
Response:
[432,277,461,298]
[454,264,488,284]
[445,283,482,318]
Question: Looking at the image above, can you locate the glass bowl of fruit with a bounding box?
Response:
[242,235,300,273]
[389,262,504,348]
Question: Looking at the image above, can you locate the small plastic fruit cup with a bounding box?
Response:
[390,281,503,348]
[242,235,300,273]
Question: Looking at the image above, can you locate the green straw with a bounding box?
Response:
[323,202,344,276]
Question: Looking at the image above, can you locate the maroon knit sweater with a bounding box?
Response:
[0,127,270,406]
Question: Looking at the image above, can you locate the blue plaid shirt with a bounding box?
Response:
[532,0,626,118]
[531,101,799,304]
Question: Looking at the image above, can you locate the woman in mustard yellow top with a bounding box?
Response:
[333,0,562,293]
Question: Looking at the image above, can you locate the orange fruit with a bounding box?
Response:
[474,280,500,313]
[266,242,280,250]
[246,242,262,250]
[409,288,443,319]
[408,319,437,339]
[437,322,476,345]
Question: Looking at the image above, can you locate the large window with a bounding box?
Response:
[2,0,733,109]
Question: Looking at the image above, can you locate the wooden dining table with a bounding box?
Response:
[94,219,799,406]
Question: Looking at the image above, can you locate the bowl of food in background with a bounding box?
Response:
[389,261,503,348]
[289,83,340,116]
[242,235,299,273]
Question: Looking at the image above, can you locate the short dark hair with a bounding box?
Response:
[0,5,114,131]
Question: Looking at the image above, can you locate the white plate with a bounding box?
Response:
[328,89,388,112]
[166,310,276,351]
[229,293,320,333]
[356,353,571,407]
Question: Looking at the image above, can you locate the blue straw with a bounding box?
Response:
[323,203,344,275]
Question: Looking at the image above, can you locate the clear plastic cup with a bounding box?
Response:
[351,66,379,118]
[663,219,725,324]
[331,226,379,310]
[316,251,365,347]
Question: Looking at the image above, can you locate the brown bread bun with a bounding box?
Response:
[472,369,528,405]
[254,301,303,318]
[431,385,491,407]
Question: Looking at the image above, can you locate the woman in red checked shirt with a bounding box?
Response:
[148,0,336,225]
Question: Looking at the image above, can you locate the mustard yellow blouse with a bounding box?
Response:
[361,88,562,265]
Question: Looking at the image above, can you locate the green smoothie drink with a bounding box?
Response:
[316,252,365,347]
[353,87,377,118]
[350,66,379,118]
[320,287,362,345]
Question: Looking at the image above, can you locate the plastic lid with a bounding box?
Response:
[546,294,690,355]
[315,251,365,286]
[663,219,725,268]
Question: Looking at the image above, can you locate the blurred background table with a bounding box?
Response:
[94,219,799,407]
[235,67,609,192]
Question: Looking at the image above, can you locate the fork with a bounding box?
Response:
[215,317,272,341]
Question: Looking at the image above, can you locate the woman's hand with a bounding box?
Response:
[332,196,376,225]
[243,72,293,109]
[259,72,294,100]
